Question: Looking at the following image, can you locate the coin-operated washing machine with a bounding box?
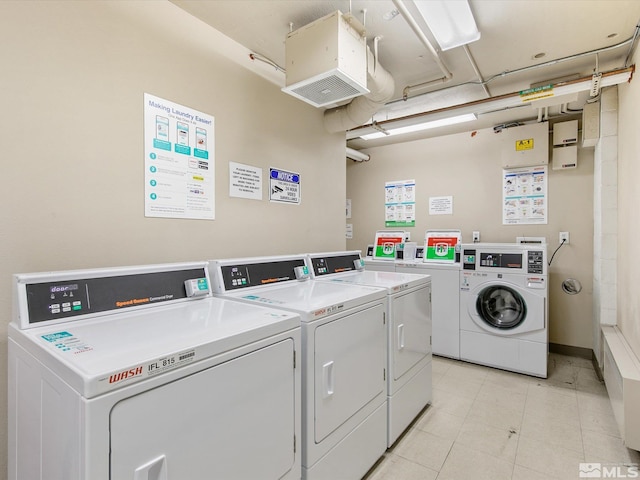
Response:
[8,262,302,480]
[209,255,388,480]
[459,243,549,377]
[305,251,432,447]
[396,230,462,359]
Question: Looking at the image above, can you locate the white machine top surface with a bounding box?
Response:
[316,270,430,293]
[217,280,385,320]
[10,296,299,398]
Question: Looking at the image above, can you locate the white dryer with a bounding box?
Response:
[459,243,549,378]
[395,230,463,360]
[209,255,388,480]
[305,251,432,447]
[9,262,302,480]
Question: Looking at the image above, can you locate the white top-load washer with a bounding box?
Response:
[460,243,549,377]
[8,262,302,480]
[208,255,388,480]
[305,251,432,447]
[395,230,463,359]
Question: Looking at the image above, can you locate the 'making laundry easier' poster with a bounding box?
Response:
[144,93,215,220]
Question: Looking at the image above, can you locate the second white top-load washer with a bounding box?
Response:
[9,262,302,480]
[209,255,388,480]
[306,251,432,447]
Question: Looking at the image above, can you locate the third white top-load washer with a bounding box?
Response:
[459,243,549,377]
[209,255,387,480]
[9,262,302,480]
[305,251,432,447]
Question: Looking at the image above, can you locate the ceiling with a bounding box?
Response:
[171,0,640,148]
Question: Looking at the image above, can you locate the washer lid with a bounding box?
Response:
[9,297,299,398]
[219,280,385,321]
[316,270,430,293]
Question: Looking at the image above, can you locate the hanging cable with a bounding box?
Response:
[548,238,566,266]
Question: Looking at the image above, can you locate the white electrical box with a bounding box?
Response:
[552,145,577,170]
[501,122,549,168]
[281,11,369,108]
[553,120,578,146]
[582,101,600,147]
[552,120,578,170]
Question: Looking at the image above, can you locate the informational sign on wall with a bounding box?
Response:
[429,196,453,215]
[144,93,215,219]
[385,179,416,227]
[503,166,547,225]
[269,167,301,204]
[229,162,262,200]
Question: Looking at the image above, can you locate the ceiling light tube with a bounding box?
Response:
[361,113,477,140]
[414,0,480,51]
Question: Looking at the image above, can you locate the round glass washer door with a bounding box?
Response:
[475,285,527,329]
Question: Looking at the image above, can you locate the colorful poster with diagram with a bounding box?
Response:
[144,93,215,220]
[385,179,416,227]
[503,166,547,225]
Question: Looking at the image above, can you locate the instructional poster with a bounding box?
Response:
[503,166,547,225]
[385,179,416,227]
[144,93,215,219]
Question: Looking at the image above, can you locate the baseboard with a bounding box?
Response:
[549,342,603,381]
[549,342,592,359]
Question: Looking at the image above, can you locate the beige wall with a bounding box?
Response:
[0,1,346,473]
[346,126,594,350]
[617,47,640,358]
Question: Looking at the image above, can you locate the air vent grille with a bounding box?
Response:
[282,68,369,108]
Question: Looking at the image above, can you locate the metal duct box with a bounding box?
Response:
[501,122,549,168]
[282,11,369,108]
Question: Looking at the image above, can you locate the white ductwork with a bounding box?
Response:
[323,44,395,134]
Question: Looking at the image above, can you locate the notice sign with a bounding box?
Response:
[429,196,453,215]
[270,168,301,204]
[229,162,262,200]
[144,93,215,220]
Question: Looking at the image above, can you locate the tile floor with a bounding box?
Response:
[365,353,640,480]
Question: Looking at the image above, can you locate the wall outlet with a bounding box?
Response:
[559,231,570,244]
[472,231,481,243]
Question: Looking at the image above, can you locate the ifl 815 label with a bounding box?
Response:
[146,349,196,376]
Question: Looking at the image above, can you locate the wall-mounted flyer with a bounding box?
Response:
[269,168,301,204]
[503,166,547,225]
[144,93,215,219]
[385,179,416,227]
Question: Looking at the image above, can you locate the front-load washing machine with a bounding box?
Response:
[209,255,388,480]
[9,262,302,480]
[396,230,462,359]
[305,251,432,447]
[459,243,548,377]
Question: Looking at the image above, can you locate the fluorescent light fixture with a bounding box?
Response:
[360,113,477,140]
[414,0,480,51]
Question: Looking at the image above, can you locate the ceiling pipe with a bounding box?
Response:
[323,38,395,134]
[463,45,490,98]
[391,0,453,100]
[346,147,370,162]
[346,66,634,140]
